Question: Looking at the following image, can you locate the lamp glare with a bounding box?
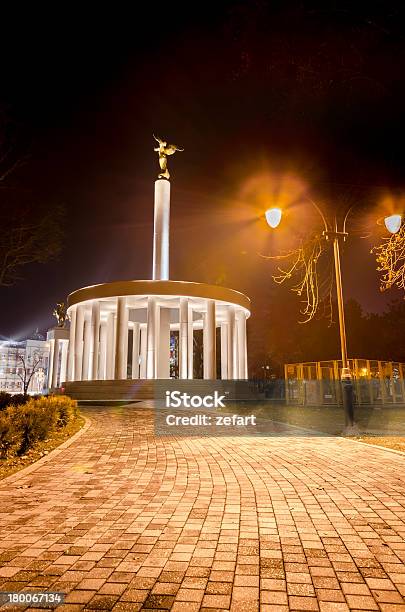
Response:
[384,214,402,234]
[265,208,282,229]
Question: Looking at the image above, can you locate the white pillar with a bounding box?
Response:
[52,339,60,387]
[82,314,92,380]
[203,300,216,379]
[115,297,128,380]
[237,311,247,380]
[221,323,228,380]
[153,179,170,280]
[132,322,140,379]
[146,296,157,378]
[157,307,170,378]
[233,315,238,379]
[227,306,235,380]
[106,312,115,379]
[233,324,239,379]
[179,298,189,379]
[244,328,248,379]
[67,308,76,381]
[60,341,68,385]
[48,340,55,389]
[99,321,107,380]
[109,313,117,378]
[74,305,85,381]
[140,325,147,378]
[188,305,194,379]
[90,301,100,380]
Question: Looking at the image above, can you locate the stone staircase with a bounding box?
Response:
[62,379,263,402]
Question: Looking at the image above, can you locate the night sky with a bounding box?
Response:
[2,2,405,341]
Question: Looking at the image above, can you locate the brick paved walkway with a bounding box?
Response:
[0,404,404,612]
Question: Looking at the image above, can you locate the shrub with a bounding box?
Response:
[9,394,30,407]
[0,392,12,410]
[52,396,78,427]
[0,395,79,458]
[0,392,31,410]
[0,409,22,458]
[32,395,77,428]
[16,400,59,456]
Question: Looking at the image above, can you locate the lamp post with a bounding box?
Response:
[326,218,354,430]
[265,201,355,430]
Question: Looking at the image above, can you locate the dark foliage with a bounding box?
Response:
[248,296,405,376]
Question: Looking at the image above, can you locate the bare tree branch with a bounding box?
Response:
[261,235,335,324]
[0,203,64,286]
[372,225,405,293]
[0,111,63,286]
[17,353,43,395]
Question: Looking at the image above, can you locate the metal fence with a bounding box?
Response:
[284,359,405,406]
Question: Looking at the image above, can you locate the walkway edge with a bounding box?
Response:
[0,416,92,486]
[343,435,405,457]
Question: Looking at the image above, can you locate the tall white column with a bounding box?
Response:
[48,340,55,389]
[74,305,85,381]
[99,321,107,380]
[187,304,194,379]
[221,323,228,380]
[90,301,100,380]
[113,313,117,371]
[179,298,189,379]
[157,307,170,378]
[203,300,216,380]
[140,325,147,378]
[60,341,68,385]
[233,313,238,379]
[82,314,92,380]
[237,311,247,380]
[51,339,60,388]
[244,324,248,379]
[233,327,239,379]
[115,297,128,380]
[106,312,115,379]
[146,296,157,378]
[153,179,170,280]
[132,322,140,379]
[67,308,76,381]
[226,306,235,380]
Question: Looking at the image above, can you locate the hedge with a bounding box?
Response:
[0,392,31,410]
[0,395,78,459]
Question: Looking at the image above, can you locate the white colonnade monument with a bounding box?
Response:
[62,138,250,389]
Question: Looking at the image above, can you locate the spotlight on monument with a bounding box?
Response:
[265,207,282,229]
[384,214,402,234]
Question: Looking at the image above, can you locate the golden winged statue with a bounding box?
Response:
[153,135,183,180]
[53,302,68,328]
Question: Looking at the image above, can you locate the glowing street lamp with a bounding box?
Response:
[384,214,402,234]
[265,207,282,229]
[265,197,355,430]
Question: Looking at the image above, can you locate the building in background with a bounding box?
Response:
[0,331,50,394]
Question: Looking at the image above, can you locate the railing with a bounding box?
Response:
[284,359,405,406]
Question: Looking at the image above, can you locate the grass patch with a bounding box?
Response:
[351,436,405,453]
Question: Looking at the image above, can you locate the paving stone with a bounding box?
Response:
[0,404,404,611]
[142,593,175,608]
[86,594,119,609]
